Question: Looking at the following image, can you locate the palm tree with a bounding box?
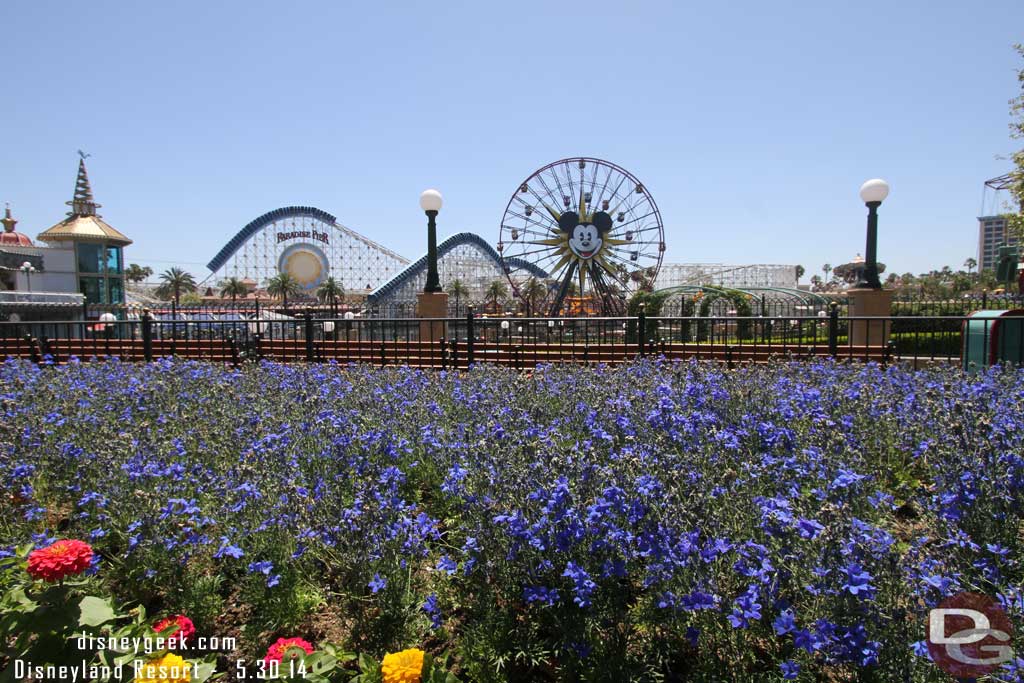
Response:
[266,273,301,310]
[822,263,832,284]
[219,277,248,306]
[448,279,470,314]
[485,279,509,312]
[125,264,153,284]
[316,277,345,314]
[795,265,805,284]
[521,277,548,317]
[964,257,977,276]
[156,268,197,307]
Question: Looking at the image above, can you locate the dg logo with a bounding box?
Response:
[928,592,1015,677]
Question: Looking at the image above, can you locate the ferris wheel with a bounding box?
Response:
[498,157,665,316]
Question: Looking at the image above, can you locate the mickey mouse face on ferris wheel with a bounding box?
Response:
[559,211,612,261]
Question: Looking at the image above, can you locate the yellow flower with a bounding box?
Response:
[381,648,425,683]
[135,653,191,683]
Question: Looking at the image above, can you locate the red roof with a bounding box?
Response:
[0,231,34,246]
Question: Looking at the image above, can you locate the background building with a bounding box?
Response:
[977,215,1018,271]
[0,157,132,321]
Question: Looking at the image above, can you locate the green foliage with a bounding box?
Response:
[173,571,223,637]
[0,545,217,683]
[155,268,197,305]
[267,272,302,306]
[626,289,671,343]
[1006,44,1024,243]
[485,280,509,309]
[125,264,153,284]
[696,289,753,340]
[220,276,249,302]
[317,277,345,307]
[0,545,118,677]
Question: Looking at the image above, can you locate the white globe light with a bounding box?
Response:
[344,311,355,320]
[501,320,510,330]
[99,312,117,323]
[419,189,443,212]
[323,321,335,333]
[21,261,31,270]
[859,178,890,204]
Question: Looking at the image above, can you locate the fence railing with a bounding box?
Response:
[2,291,1012,325]
[0,309,1017,370]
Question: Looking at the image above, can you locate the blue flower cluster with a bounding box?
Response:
[2,356,1023,681]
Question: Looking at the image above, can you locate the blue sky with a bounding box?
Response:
[2,0,1022,281]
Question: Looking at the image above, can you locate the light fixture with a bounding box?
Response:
[859,179,890,204]
[419,189,443,212]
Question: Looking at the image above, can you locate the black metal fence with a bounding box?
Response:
[27,291,1015,325]
[2,307,1021,370]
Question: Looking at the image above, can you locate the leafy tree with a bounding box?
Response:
[521,277,548,317]
[833,260,886,284]
[316,277,345,313]
[448,279,470,313]
[125,263,153,284]
[626,289,672,343]
[964,257,977,275]
[219,277,248,306]
[155,267,197,306]
[1006,44,1024,241]
[266,273,301,310]
[485,279,509,311]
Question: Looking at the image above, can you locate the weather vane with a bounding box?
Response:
[77,149,91,160]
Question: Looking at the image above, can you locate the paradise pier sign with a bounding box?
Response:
[276,230,330,244]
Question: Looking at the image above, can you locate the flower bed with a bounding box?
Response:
[1,357,1023,681]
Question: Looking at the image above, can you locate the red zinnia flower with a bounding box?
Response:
[154,614,196,644]
[26,539,94,582]
[264,637,314,664]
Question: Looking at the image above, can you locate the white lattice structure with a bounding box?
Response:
[368,233,548,307]
[655,263,798,289]
[205,207,409,292]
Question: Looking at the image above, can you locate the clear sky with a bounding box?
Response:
[2,0,1022,282]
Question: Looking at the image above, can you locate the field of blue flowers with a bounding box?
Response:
[2,356,1023,682]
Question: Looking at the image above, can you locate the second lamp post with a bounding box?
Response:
[420,189,443,293]
[857,178,890,290]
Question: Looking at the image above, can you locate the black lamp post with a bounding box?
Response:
[856,179,890,289]
[420,189,443,293]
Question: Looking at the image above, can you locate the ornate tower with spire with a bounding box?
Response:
[68,158,102,217]
[37,155,132,304]
[0,203,35,246]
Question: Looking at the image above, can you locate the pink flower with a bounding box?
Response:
[26,539,93,582]
[264,637,314,664]
[153,614,196,645]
